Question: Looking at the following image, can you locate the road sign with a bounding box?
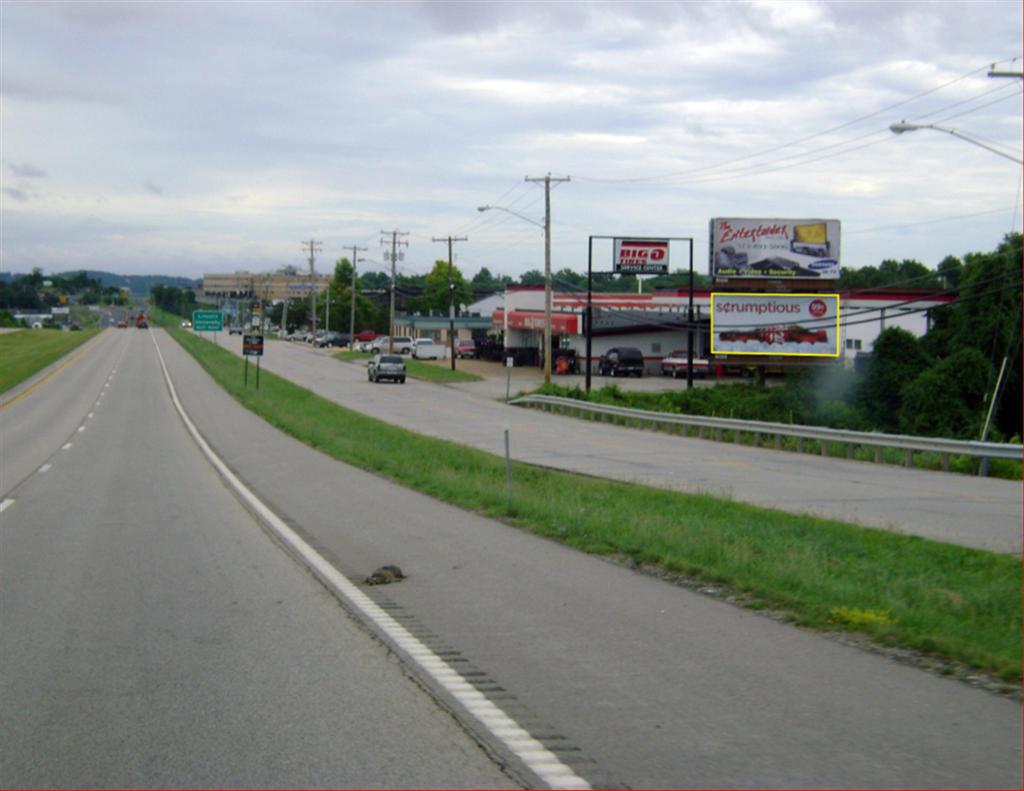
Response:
[192,310,224,332]
[243,334,264,357]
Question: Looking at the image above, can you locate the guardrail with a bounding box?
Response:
[508,395,1022,476]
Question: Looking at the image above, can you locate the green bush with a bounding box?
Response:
[899,348,993,439]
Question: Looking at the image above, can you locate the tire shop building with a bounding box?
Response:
[492,285,953,374]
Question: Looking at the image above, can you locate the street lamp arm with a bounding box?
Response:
[890,121,1023,165]
[477,204,545,229]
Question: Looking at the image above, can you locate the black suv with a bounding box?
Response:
[598,347,645,377]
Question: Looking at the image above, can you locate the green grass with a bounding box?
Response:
[164,321,1022,684]
[334,349,482,383]
[0,328,102,395]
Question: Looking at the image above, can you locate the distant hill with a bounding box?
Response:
[0,270,200,295]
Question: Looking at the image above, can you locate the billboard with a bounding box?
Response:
[711,293,840,357]
[613,238,670,275]
[710,218,840,279]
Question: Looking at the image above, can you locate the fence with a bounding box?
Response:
[509,395,1022,476]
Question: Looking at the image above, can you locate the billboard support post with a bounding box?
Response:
[586,236,594,394]
[687,238,694,390]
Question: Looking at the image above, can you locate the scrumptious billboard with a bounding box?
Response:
[711,293,840,357]
[710,218,841,279]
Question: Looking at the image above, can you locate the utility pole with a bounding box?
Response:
[432,235,468,370]
[346,244,368,347]
[301,239,322,336]
[525,173,570,384]
[380,229,409,353]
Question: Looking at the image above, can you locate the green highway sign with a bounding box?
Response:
[192,310,224,332]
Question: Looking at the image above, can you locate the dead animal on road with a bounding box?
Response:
[365,565,405,585]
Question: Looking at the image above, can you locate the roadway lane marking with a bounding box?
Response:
[149,333,591,791]
[62,443,72,450]
[88,412,94,419]
[77,426,85,433]
[0,499,14,513]
[38,464,52,473]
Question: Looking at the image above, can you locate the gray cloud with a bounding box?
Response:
[9,163,48,178]
[3,187,30,203]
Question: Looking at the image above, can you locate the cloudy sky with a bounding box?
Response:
[2,0,1021,283]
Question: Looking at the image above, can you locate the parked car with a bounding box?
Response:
[367,354,406,384]
[660,350,709,379]
[229,324,243,335]
[371,336,415,355]
[598,347,645,377]
[455,339,477,358]
[412,338,446,360]
[314,331,352,348]
[354,329,378,342]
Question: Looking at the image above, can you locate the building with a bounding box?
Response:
[493,286,952,372]
[202,271,329,303]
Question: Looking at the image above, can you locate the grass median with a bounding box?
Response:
[0,328,102,396]
[166,322,1021,685]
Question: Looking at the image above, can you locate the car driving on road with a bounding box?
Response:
[368,354,406,384]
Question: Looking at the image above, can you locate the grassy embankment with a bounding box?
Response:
[0,328,102,396]
[534,382,1023,480]
[161,318,1021,684]
[334,349,482,383]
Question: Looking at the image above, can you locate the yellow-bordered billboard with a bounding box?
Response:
[711,293,840,357]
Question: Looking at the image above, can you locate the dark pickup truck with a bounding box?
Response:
[598,347,645,377]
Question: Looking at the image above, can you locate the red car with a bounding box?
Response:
[455,339,477,359]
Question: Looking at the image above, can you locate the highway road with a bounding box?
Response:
[0,329,517,788]
[218,335,1022,555]
[116,327,1022,788]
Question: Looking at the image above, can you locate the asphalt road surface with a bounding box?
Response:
[142,329,1022,788]
[0,329,517,788]
[219,335,1021,555]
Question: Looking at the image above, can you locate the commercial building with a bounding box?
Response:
[493,286,952,372]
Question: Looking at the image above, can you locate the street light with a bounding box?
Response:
[479,182,568,383]
[889,121,1023,164]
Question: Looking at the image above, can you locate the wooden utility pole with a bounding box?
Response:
[525,173,570,384]
[346,244,368,346]
[301,239,322,336]
[432,235,468,370]
[380,230,409,353]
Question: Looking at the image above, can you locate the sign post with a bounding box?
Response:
[243,334,264,389]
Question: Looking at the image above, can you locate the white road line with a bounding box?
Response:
[62,443,72,450]
[88,412,94,419]
[39,464,52,473]
[0,499,14,513]
[77,426,85,433]
[149,333,591,791]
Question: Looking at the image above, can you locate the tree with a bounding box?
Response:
[519,269,545,286]
[899,348,993,439]
[857,327,930,432]
[420,259,472,314]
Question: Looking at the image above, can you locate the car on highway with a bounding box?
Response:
[598,347,645,377]
[367,354,406,383]
[229,324,243,335]
[660,350,709,378]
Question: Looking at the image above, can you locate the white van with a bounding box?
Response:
[411,338,446,360]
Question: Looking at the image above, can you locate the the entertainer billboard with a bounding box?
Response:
[711,293,840,357]
[710,218,841,279]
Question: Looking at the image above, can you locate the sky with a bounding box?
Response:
[2,0,1022,284]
